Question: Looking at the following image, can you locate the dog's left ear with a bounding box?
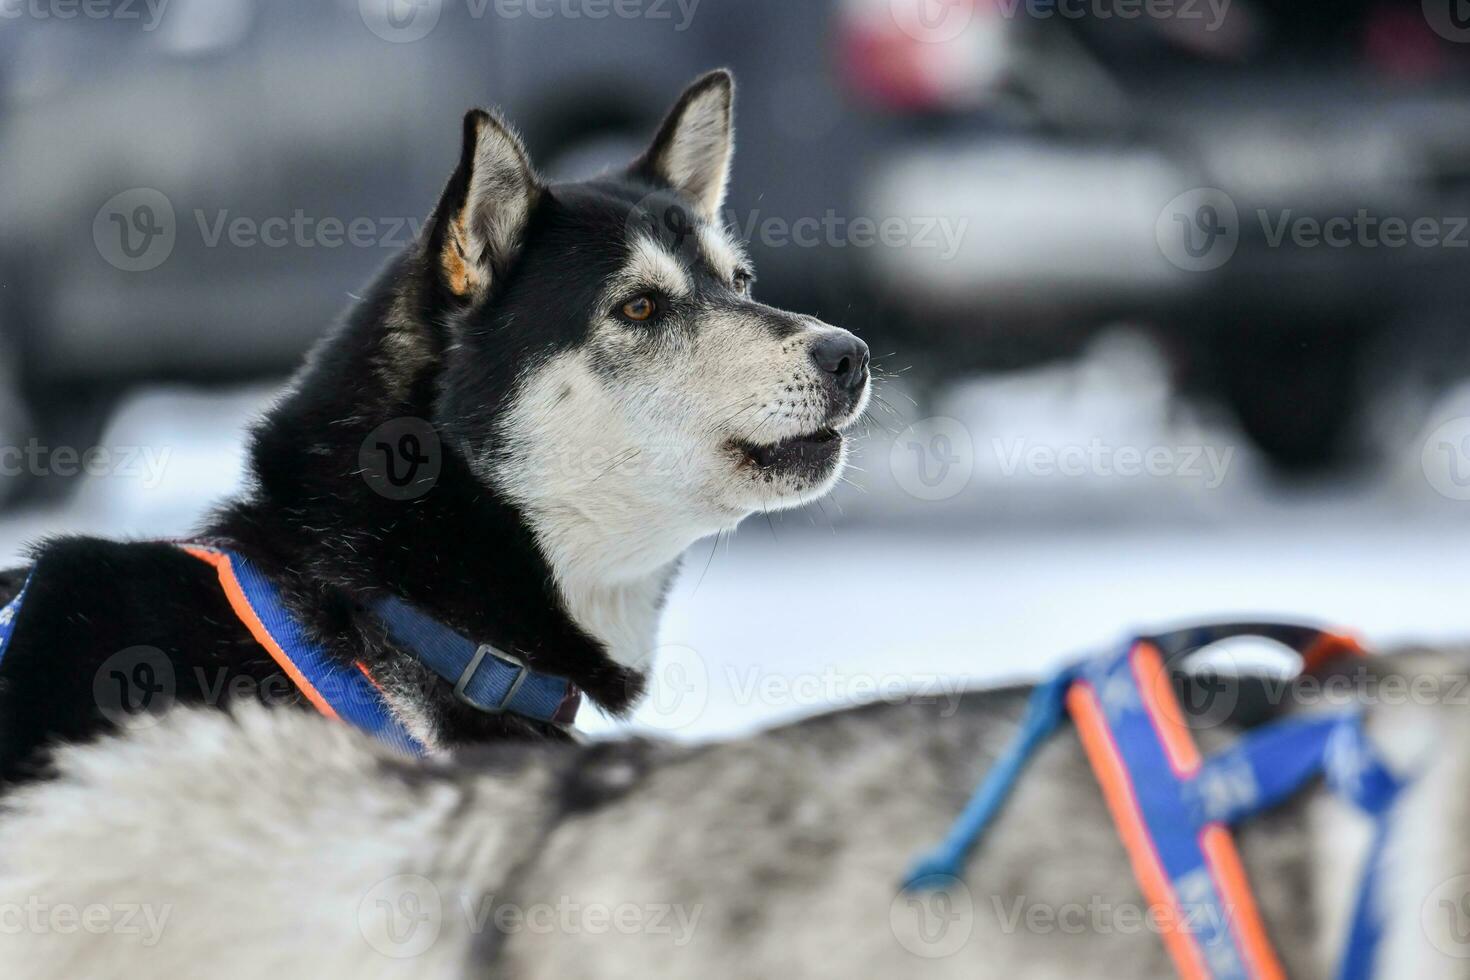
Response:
[631,69,735,222]
[426,108,542,302]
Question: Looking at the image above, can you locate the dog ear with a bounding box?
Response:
[631,69,734,221]
[426,108,541,302]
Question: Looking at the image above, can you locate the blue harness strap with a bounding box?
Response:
[906,623,1405,980]
[185,545,427,756]
[372,595,581,725]
[0,570,35,667]
[183,545,581,753]
[1,548,580,755]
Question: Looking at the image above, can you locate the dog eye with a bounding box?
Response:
[621,296,657,322]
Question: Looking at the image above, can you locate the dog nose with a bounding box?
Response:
[810,332,870,393]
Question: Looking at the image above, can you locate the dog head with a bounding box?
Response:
[421,71,871,585]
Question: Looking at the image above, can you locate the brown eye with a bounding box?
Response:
[621,296,657,322]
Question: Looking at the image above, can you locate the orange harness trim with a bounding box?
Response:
[183,545,342,720]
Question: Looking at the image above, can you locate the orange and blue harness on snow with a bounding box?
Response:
[905,623,1407,980]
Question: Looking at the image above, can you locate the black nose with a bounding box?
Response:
[810,332,870,393]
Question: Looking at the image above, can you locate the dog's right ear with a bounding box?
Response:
[425,109,541,303]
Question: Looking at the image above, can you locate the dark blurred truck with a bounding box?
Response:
[5,0,1470,498]
[844,0,1470,470]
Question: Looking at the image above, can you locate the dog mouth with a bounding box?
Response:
[729,428,843,478]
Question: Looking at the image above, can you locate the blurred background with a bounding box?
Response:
[4,0,1470,738]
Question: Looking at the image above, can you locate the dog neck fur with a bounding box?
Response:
[489,350,724,673]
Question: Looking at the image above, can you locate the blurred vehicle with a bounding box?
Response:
[7,0,1470,503]
[0,0,883,502]
[844,0,1470,470]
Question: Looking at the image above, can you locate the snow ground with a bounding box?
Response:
[5,332,1470,741]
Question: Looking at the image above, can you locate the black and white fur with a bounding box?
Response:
[0,648,1464,978]
[0,70,870,781]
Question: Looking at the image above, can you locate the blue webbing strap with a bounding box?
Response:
[200,548,427,757]
[0,570,34,667]
[905,624,1403,980]
[905,667,1076,887]
[370,595,580,725]
[1324,718,1404,980]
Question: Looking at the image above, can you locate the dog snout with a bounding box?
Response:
[809,331,870,396]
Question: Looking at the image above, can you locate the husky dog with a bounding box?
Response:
[0,70,871,781]
[0,647,1465,979]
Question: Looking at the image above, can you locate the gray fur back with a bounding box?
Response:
[3,654,1469,979]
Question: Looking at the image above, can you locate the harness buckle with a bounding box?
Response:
[454,644,531,715]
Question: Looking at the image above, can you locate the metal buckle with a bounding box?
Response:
[453,643,530,715]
